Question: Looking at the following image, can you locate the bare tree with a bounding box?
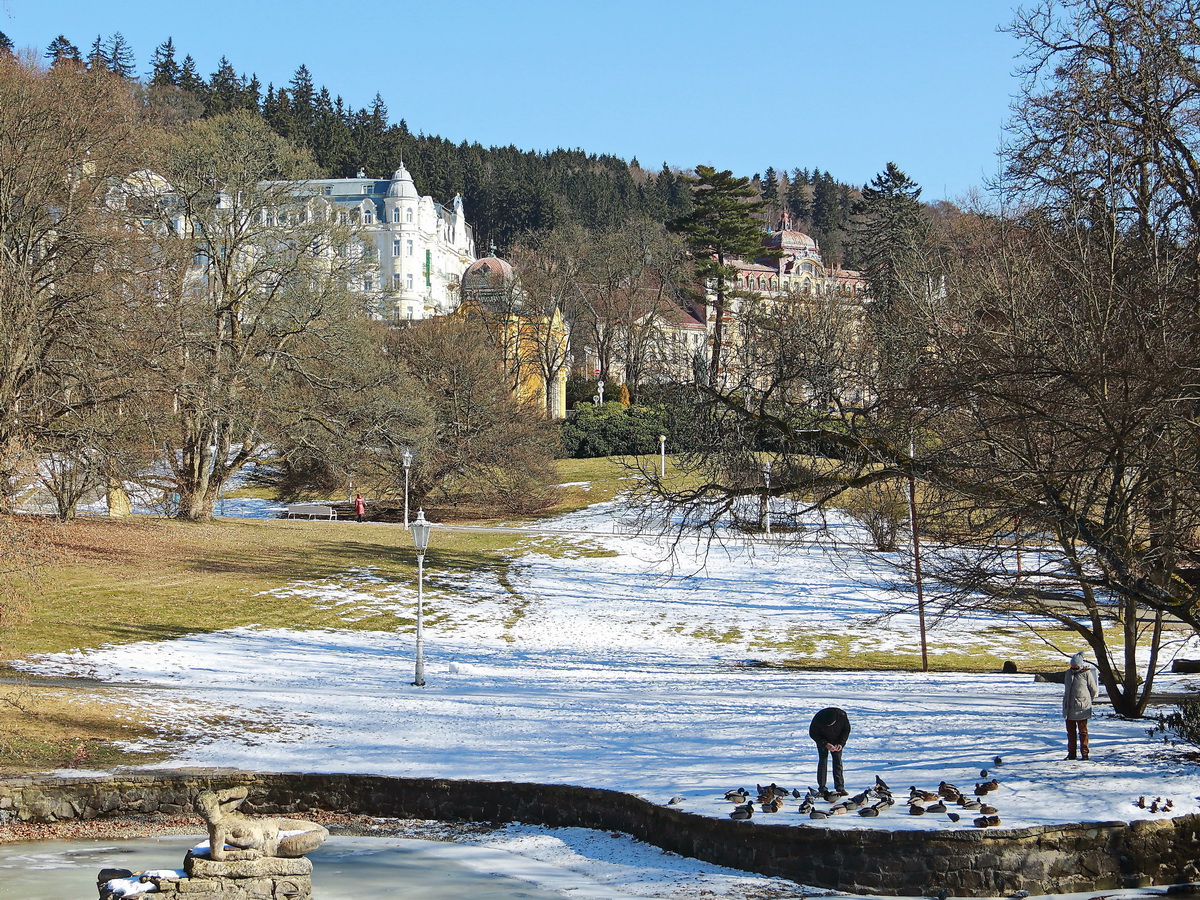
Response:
[573,220,688,398]
[0,55,148,510]
[508,228,580,418]
[138,112,370,519]
[646,0,1200,716]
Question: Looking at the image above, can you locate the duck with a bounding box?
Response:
[762,796,783,813]
[725,789,750,803]
[993,756,1004,766]
[875,796,896,811]
[798,798,814,814]
[980,804,998,815]
[810,809,829,819]
[947,812,961,823]
[909,803,927,815]
[959,798,982,811]
[938,781,960,798]
[730,802,754,820]
[974,780,998,796]
[875,775,891,793]
[927,801,947,814]
[910,787,939,802]
[859,805,880,817]
[829,803,849,815]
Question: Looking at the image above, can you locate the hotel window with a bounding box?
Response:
[392,208,401,223]
[363,209,373,224]
[406,273,413,289]
[393,240,401,257]
[407,306,414,320]
[406,239,413,257]
[362,276,373,291]
[393,273,401,291]
[406,208,413,222]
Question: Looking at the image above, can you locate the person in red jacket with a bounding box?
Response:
[354,492,366,523]
[809,706,851,797]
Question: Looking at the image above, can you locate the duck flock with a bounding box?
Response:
[723,770,1007,829]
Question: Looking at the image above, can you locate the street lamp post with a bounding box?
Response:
[763,461,772,536]
[593,379,606,406]
[658,434,666,478]
[401,448,413,529]
[410,508,432,687]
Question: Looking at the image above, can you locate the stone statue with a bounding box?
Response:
[196,787,328,861]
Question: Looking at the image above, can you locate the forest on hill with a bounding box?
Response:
[11,29,864,259]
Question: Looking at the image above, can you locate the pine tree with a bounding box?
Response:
[149,38,180,86]
[786,168,811,224]
[207,56,241,115]
[285,64,316,140]
[851,162,926,305]
[87,35,109,72]
[178,54,203,94]
[243,75,262,112]
[45,35,82,67]
[0,32,13,55]
[670,166,776,383]
[762,166,778,204]
[105,32,136,78]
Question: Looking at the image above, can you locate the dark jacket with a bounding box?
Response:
[809,707,851,746]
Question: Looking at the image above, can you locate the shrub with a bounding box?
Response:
[1155,698,1200,748]
[560,402,669,458]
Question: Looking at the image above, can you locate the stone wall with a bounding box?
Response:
[2,770,1198,897]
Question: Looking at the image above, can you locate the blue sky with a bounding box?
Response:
[2,0,1022,199]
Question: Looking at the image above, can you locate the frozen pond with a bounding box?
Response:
[0,836,578,899]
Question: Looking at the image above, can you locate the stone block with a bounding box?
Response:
[185,854,313,879]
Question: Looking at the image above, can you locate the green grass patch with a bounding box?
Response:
[2,517,525,660]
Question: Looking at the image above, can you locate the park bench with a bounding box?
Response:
[285,503,337,520]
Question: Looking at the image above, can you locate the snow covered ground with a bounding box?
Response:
[15,497,1200,897]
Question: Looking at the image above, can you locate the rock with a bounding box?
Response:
[185,853,313,879]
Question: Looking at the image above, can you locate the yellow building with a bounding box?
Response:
[459,256,569,419]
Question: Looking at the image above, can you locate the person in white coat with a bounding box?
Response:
[1063,651,1099,760]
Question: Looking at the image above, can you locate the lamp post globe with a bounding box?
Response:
[401,448,413,529]
[658,434,666,478]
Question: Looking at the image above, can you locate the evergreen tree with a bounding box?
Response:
[207,56,241,115]
[761,166,778,204]
[851,162,926,305]
[86,35,109,72]
[178,54,203,94]
[0,32,13,55]
[670,166,775,384]
[243,74,262,112]
[104,32,136,78]
[45,35,82,68]
[149,38,180,86]
[284,64,316,140]
[786,167,811,223]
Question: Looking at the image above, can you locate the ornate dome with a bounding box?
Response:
[385,163,419,200]
[462,257,515,292]
[766,229,820,253]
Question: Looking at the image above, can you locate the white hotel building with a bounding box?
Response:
[306,163,476,321]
